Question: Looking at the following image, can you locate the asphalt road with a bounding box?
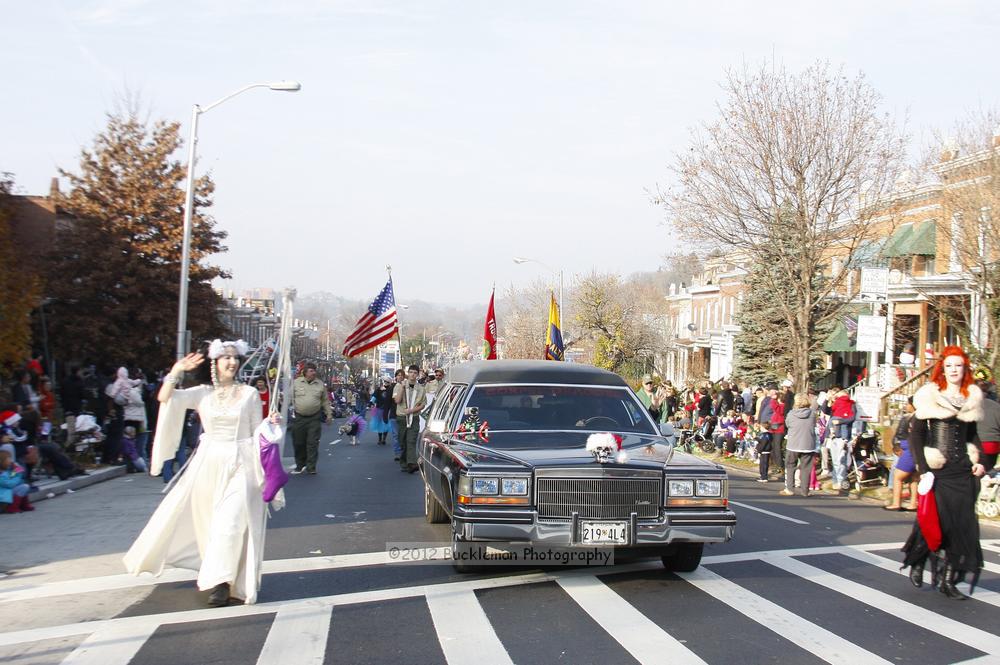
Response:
[3,417,1000,665]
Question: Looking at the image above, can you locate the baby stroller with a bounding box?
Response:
[848,429,888,490]
[62,412,105,465]
[976,468,1000,518]
[693,416,718,453]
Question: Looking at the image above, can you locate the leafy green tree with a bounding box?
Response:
[47,107,229,369]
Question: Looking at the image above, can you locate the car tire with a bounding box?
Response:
[661,542,704,572]
[424,484,448,524]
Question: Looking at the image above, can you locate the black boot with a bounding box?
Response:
[939,564,967,600]
[208,582,231,607]
[908,564,924,588]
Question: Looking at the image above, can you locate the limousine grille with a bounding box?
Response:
[535,477,661,520]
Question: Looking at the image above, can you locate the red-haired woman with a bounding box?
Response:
[902,346,986,599]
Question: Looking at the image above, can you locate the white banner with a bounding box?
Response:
[856,315,887,353]
[854,386,882,422]
[858,267,889,302]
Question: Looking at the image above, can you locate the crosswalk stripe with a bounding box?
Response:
[839,547,1000,609]
[765,555,1000,655]
[982,544,1000,555]
[255,601,332,665]
[58,623,156,665]
[679,566,893,665]
[953,654,1000,664]
[425,587,513,665]
[557,575,707,665]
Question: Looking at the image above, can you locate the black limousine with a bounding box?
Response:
[418,360,736,572]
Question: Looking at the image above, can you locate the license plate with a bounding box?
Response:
[580,521,627,544]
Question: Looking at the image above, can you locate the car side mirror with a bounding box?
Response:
[428,419,446,434]
[659,422,675,438]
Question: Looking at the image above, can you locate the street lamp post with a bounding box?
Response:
[513,256,565,337]
[175,81,301,359]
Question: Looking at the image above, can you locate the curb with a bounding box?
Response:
[28,466,128,503]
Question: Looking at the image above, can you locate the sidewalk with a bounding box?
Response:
[27,465,128,503]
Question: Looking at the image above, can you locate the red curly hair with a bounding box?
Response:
[930,345,973,396]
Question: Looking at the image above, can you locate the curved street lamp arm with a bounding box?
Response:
[200,83,273,115]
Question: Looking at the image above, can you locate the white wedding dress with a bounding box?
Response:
[123,384,272,604]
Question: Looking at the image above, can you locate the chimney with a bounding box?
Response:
[49,177,60,198]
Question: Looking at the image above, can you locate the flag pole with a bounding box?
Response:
[388,264,404,368]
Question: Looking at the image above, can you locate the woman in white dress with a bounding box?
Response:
[123,340,281,606]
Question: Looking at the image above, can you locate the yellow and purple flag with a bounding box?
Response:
[544,293,564,361]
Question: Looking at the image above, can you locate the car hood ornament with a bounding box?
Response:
[586,432,628,464]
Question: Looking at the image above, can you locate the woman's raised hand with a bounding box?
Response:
[171,352,204,376]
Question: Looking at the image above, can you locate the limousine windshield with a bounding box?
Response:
[461,384,657,434]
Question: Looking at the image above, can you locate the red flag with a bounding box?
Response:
[482,289,498,360]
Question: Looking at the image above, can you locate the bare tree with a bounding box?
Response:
[499,278,552,360]
[927,109,1000,377]
[660,61,905,390]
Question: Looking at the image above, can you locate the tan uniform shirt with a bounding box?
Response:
[293,376,332,420]
[393,381,427,428]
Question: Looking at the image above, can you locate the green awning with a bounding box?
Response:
[823,305,868,353]
[909,220,937,255]
[881,223,915,258]
[847,236,888,268]
[824,321,856,353]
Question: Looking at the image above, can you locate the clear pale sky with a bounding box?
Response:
[4,1,997,306]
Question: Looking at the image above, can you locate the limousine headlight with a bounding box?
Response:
[457,475,530,505]
[501,478,528,496]
[696,479,722,497]
[666,477,727,507]
[668,480,694,497]
[473,477,499,495]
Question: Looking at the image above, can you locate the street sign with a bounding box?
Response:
[859,267,889,302]
[856,315,887,353]
[854,386,882,422]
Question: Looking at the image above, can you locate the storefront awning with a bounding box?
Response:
[881,220,937,257]
[847,236,888,268]
[881,223,915,257]
[823,305,868,353]
[909,220,937,256]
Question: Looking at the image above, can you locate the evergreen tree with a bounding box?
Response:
[47,108,229,369]
[732,264,787,385]
[733,252,836,387]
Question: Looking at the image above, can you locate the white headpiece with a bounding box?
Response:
[208,339,250,359]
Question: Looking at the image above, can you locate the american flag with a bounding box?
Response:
[342,279,399,357]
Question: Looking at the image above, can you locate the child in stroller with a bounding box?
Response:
[976,467,1000,518]
[849,429,888,491]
